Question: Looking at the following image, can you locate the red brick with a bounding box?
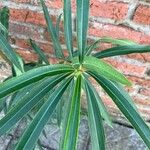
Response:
[140,34,150,44]
[128,76,150,88]
[10,8,57,26]
[89,23,143,43]
[9,23,43,40]
[90,1,128,20]
[16,49,38,62]
[9,0,62,9]
[127,53,150,62]
[133,5,150,25]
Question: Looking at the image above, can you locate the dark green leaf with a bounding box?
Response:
[84,78,105,150]
[83,56,131,86]
[0,32,22,71]
[0,64,74,99]
[60,75,82,150]
[30,39,49,65]
[63,0,73,58]
[0,74,70,135]
[40,0,64,58]
[90,72,150,148]
[0,7,9,38]
[85,37,137,56]
[93,45,150,59]
[84,77,112,127]
[55,13,62,38]
[76,0,90,63]
[15,76,72,150]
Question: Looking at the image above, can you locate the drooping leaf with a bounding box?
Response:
[83,56,131,86]
[84,78,105,150]
[0,32,22,71]
[40,0,64,58]
[94,45,150,59]
[0,7,9,38]
[30,39,49,65]
[15,77,72,150]
[76,0,90,63]
[84,77,112,127]
[0,74,70,135]
[0,64,74,99]
[85,37,137,56]
[90,72,150,148]
[60,75,82,150]
[63,0,73,58]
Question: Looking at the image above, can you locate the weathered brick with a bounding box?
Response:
[128,76,150,88]
[89,24,141,42]
[8,0,62,9]
[10,8,56,26]
[9,23,44,40]
[133,4,150,25]
[127,53,150,62]
[90,0,128,20]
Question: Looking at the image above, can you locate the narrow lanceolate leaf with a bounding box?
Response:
[30,39,49,65]
[0,7,9,38]
[90,73,150,148]
[12,55,24,76]
[85,37,137,56]
[60,75,82,150]
[16,77,72,150]
[0,64,74,99]
[0,32,22,71]
[93,45,150,59]
[85,79,105,150]
[0,74,70,135]
[76,0,90,63]
[63,0,73,58]
[55,14,62,38]
[0,22,7,33]
[84,77,112,127]
[40,0,64,58]
[83,56,131,86]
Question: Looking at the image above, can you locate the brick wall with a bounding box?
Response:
[0,0,150,123]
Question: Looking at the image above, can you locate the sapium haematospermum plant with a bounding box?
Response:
[0,0,150,149]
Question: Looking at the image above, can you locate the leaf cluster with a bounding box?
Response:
[0,1,150,149]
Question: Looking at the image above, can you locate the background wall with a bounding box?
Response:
[0,0,150,124]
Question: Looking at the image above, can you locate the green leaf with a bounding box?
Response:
[0,32,22,71]
[55,13,62,38]
[85,37,137,56]
[90,72,150,148]
[0,22,7,34]
[60,75,82,150]
[40,0,64,58]
[0,7,9,38]
[0,74,70,135]
[84,78,105,150]
[76,0,90,63]
[84,77,112,127]
[0,64,74,99]
[83,56,131,86]
[12,55,24,76]
[15,77,72,150]
[63,0,73,58]
[30,39,49,65]
[94,45,150,59]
